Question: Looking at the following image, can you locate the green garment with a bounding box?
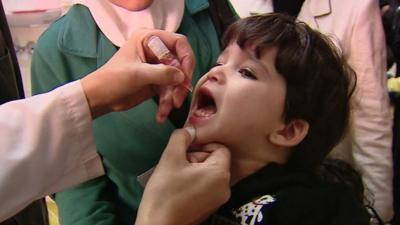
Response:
[31,1,221,225]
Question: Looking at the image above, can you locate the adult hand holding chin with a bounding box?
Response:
[135,127,231,225]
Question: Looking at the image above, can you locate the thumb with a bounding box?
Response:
[159,127,196,163]
[140,64,185,86]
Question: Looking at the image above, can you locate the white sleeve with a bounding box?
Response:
[0,80,104,222]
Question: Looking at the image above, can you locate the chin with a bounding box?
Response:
[109,0,154,11]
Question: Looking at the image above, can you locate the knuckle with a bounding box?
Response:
[204,143,227,152]
[185,57,195,68]
[214,169,230,184]
[161,65,175,76]
[176,36,190,49]
[221,189,231,203]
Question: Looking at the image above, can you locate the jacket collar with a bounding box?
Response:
[185,0,210,15]
[227,163,316,209]
[57,4,117,66]
[308,0,331,17]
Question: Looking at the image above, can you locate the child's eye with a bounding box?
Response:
[213,62,223,67]
[239,68,257,80]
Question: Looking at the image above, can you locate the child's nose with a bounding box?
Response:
[206,67,225,84]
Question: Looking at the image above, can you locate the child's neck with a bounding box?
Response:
[230,158,268,185]
[229,146,290,185]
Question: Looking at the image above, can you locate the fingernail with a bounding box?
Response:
[184,126,196,142]
[183,79,193,92]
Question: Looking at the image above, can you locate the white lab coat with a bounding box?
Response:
[0,80,104,222]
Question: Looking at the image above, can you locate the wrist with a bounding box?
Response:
[135,195,181,225]
[80,71,109,119]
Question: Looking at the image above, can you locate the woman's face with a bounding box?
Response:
[109,0,154,11]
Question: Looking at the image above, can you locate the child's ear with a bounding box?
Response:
[269,119,309,147]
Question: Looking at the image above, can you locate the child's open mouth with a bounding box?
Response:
[189,87,217,125]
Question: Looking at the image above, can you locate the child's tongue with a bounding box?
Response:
[194,106,217,117]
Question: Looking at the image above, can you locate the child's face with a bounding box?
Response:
[186,42,287,159]
[109,0,154,11]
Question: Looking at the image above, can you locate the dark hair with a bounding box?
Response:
[316,158,365,203]
[222,13,356,171]
[317,158,384,224]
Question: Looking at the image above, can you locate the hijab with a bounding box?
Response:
[75,0,185,47]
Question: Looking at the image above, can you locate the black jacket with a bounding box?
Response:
[207,163,370,225]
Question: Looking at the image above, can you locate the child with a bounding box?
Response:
[184,13,370,224]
